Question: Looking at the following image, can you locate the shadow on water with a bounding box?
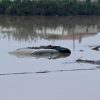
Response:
[0,66,100,76]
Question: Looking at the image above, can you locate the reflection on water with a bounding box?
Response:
[0,16,100,100]
[0,15,99,42]
[0,15,100,66]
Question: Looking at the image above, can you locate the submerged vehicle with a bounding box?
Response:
[9,45,71,59]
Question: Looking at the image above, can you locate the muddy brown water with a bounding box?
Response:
[0,15,100,100]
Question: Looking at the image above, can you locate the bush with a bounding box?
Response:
[0,0,100,16]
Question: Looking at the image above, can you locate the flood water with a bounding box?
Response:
[0,15,100,100]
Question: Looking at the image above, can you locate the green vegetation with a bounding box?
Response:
[0,0,100,16]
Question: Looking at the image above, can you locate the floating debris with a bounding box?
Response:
[9,45,71,59]
[80,50,84,52]
[76,58,100,65]
[92,45,100,51]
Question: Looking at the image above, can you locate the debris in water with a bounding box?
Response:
[76,58,100,65]
[9,45,71,59]
[92,45,100,51]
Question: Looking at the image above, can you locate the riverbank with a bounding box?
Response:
[0,0,100,16]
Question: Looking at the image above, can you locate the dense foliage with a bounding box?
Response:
[0,0,100,16]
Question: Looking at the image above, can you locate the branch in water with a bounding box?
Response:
[76,59,100,65]
[92,46,100,51]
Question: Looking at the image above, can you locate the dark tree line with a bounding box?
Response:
[0,0,100,16]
